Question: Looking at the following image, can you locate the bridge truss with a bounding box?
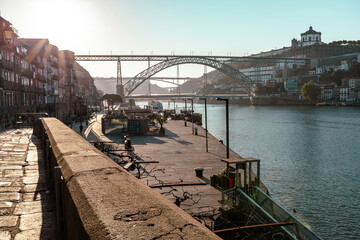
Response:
[75,54,310,97]
[75,54,309,65]
[122,56,256,95]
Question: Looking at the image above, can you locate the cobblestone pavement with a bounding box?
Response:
[0,129,57,240]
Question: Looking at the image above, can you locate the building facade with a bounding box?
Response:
[0,16,97,129]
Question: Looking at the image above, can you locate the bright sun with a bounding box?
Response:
[28,0,94,50]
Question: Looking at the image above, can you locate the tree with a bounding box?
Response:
[156,114,167,136]
[155,112,171,136]
[101,94,122,110]
[332,70,345,86]
[301,81,321,102]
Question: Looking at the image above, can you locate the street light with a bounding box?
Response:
[183,99,187,126]
[199,98,208,152]
[188,98,194,134]
[216,97,229,159]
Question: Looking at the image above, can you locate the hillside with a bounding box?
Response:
[177,62,248,94]
[94,77,172,95]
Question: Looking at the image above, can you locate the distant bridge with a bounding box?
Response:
[75,54,309,64]
[75,54,310,97]
[125,93,249,100]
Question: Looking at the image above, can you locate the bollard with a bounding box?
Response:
[195,168,204,178]
[194,127,198,135]
[55,166,64,232]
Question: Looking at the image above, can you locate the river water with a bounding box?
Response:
[141,101,360,239]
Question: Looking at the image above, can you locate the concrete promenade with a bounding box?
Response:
[87,117,256,229]
[0,129,57,240]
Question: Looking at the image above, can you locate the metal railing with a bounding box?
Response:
[252,187,322,240]
[221,187,322,240]
[222,188,296,239]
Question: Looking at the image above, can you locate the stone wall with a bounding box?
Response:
[34,117,220,239]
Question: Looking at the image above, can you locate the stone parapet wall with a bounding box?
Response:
[33,117,220,239]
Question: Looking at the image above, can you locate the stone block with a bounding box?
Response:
[14,201,55,215]
[0,216,18,227]
[23,176,47,184]
[0,193,20,201]
[0,187,21,192]
[0,208,11,216]
[0,202,12,208]
[23,183,51,193]
[3,170,23,178]
[0,165,22,170]
[0,231,11,240]
[19,212,56,231]
[14,228,57,240]
[0,182,12,187]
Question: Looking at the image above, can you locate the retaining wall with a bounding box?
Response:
[34,117,220,240]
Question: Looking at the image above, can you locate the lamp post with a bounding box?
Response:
[199,97,208,152]
[188,98,194,134]
[216,97,229,159]
[183,99,187,126]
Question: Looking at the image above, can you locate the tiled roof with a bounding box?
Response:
[301,26,321,35]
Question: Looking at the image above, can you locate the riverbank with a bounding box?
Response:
[194,96,313,106]
[193,96,360,106]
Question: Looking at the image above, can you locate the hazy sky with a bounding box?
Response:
[1,0,360,79]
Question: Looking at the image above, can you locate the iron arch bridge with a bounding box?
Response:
[124,56,256,96]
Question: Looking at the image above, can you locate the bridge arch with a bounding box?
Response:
[123,57,255,96]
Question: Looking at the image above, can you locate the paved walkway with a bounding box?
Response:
[0,129,57,240]
[123,121,240,228]
[86,118,243,229]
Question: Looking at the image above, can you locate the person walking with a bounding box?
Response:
[79,123,84,136]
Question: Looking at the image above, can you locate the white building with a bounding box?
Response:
[342,77,360,88]
[239,66,275,84]
[349,78,360,89]
[300,26,322,46]
[339,87,355,102]
[321,87,334,101]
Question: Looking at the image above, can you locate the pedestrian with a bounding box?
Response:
[79,123,83,135]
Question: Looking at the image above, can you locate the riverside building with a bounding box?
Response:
[237,26,360,98]
[0,16,98,129]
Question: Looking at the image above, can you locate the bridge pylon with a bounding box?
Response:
[116,84,125,100]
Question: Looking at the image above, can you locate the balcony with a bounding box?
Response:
[21,68,34,78]
[0,60,14,70]
[1,80,17,90]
